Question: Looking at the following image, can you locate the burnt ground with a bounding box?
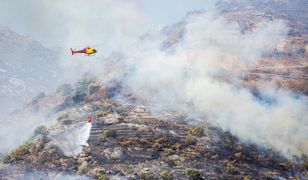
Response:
[1,78,307,180]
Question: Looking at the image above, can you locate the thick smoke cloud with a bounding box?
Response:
[121,12,308,157]
[0,0,148,50]
[0,1,306,159]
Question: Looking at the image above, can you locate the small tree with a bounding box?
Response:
[33,125,49,137]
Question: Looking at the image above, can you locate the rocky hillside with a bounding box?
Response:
[1,75,307,179]
[216,0,308,35]
[0,25,61,114]
[152,0,308,95]
[216,0,308,95]
[1,1,307,179]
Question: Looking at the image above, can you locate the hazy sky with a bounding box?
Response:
[0,0,216,49]
[139,0,217,26]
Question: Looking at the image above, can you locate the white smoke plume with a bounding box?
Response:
[0,0,306,159]
[119,12,308,157]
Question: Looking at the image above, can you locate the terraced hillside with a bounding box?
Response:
[1,78,307,179]
[216,0,308,95]
[1,1,308,179]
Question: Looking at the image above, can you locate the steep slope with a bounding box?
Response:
[1,0,307,179]
[1,78,307,179]
[215,0,308,94]
[148,0,308,95]
[0,25,61,114]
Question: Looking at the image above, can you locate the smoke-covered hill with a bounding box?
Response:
[216,0,308,35]
[0,25,62,115]
[1,74,307,179]
[0,0,307,179]
[214,0,308,97]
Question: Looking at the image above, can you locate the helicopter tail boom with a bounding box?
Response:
[70,48,75,55]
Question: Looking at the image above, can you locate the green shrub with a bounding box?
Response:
[72,93,87,103]
[139,171,155,180]
[56,83,73,95]
[190,127,205,137]
[104,129,117,138]
[57,113,68,121]
[125,164,134,174]
[160,170,173,180]
[165,155,184,167]
[118,116,124,122]
[301,66,308,74]
[77,161,88,174]
[302,154,308,170]
[264,172,279,179]
[76,82,90,95]
[49,144,64,155]
[165,157,176,167]
[185,168,202,180]
[79,73,96,85]
[3,141,36,162]
[153,137,167,150]
[227,163,239,175]
[98,134,106,141]
[96,172,108,180]
[96,111,106,117]
[184,135,198,146]
[98,129,117,140]
[177,114,187,121]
